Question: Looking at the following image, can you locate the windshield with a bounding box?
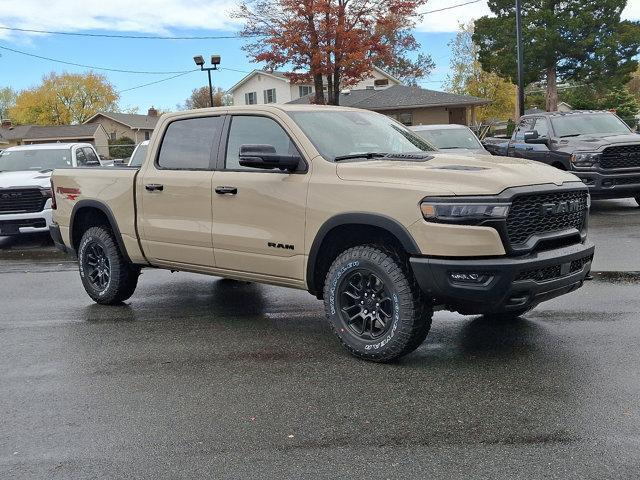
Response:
[129,143,148,167]
[0,148,72,172]
[550,113,631,137]
[288,110,435,160]
[413,127,482,150]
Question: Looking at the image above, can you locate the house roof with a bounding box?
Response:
[84,112,159,130]
[24,124,103,140]
[0,123,107,142]
[288,85,490,110]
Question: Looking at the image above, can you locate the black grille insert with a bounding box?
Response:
[515,254,593,282]
[600,145,640,170]
[0,188,47,213]
[506,190,588,247]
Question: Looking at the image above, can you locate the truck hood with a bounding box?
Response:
[0,170,52,189]
[559,133,640,152]
[336,152,579,196]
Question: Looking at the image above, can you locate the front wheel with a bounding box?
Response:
[323,245,432,362]
[78,226,140,305]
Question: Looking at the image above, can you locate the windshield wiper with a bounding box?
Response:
[559,134,581,138]
[334,152,388,162]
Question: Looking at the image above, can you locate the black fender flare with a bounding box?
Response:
[306,213,421,294]
[70,200,131,263]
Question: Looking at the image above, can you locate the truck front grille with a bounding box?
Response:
[515,254,593,282]
[0,188,47,214]
[600,145,640,169]
[506,190,588,247]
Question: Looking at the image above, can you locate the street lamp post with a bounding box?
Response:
[515,0,525,118]
[193,55,221,107]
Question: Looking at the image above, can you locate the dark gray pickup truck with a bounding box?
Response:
[483,111,640,205]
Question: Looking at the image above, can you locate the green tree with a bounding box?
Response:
[601,87,640,128]
[474,0,640,112]
[10,72,119,125]
[445,23,516,123]
[108,136,135,159]
[0,87,17,119]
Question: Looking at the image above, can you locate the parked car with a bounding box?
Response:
[0,143,100,236]
[410,124,490,156]
[482,110,640,205]
[128,141,149,167]
[51,105,594,362]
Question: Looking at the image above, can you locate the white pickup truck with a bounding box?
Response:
[0,143,101,236]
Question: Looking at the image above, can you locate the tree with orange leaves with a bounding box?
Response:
[234,0,431,105]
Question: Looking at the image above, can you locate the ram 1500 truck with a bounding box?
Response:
[0,143,101,236]
[483,110,640,206]
[50,105,595,362]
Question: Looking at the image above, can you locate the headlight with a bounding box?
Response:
[420,201,510,223]
[571,152,600,168]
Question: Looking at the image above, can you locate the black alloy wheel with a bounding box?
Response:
[83,241,111,292]
[338,270,393,340]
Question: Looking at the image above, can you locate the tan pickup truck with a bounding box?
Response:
[50,105,595,362]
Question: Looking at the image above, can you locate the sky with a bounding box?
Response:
[0,0,639,113]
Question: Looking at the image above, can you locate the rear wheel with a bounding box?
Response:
[78,226,140,305]
[323,245,432,362]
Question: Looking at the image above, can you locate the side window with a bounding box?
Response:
[157,116,222,170]
[83,147,99,164]
[225,116,300,171]
[533,117,549,138]
[514,118,535,141]
[75,148,87,166]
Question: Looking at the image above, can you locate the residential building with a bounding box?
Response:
[288,85,490,126]
[228,66,402,106]
[83,108,160,144]
[0,121,110,157]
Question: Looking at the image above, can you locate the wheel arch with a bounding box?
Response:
[70,200,131,262]
[306,213,420,298]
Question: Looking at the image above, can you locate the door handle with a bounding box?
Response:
[215,186,238,195]
[145,183,164,191]
[525,147,534,151]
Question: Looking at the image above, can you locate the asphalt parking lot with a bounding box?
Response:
[1,198,639,479]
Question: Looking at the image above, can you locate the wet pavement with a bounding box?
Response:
[1,198,639,479]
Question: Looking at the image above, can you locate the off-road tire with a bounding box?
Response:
[323,245,432,362]
[78,226,140,305]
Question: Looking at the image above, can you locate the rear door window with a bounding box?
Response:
[157,116,223,170]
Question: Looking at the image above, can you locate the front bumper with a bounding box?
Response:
[574,170,640,198]
[410,242,595,314]
[0,207,52,235]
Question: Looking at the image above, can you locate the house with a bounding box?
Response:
[288,84,490,126]
[228,66,402,106]
[0,121,110,157]
[84,108,160,144]
[557,101,573,112]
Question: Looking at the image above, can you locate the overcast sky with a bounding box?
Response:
[0,0,638,112]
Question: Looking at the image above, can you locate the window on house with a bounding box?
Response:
[374,79,389,87]
[388,112,413,126]
[244,92,257,105]
[263,88,277,104]
[144,131,150,141]
[109,132,116,141]
[298,86,313,97]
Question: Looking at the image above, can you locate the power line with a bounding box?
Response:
[0,26,257,40]
[420,0,482,15]
[0,44,192,74]
[118,70,199,93]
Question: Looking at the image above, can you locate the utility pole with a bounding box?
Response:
[515,0,525,118]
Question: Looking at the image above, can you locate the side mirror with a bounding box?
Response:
[524,130,548,145]
[239,144,301,171]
